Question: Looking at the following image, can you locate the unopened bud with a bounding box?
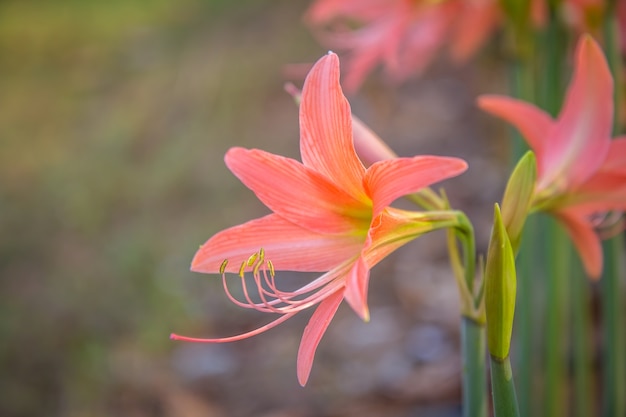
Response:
[485,204,517,360]
[501,151,536,253]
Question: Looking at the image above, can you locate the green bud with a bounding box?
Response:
[485,204,517,360]
[501,151,536,254]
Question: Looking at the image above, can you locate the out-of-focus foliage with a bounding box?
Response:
[0,0,318,415]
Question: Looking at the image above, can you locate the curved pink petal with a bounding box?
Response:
[191,214,363,274]
[449,1,499,62]
[297,289,344,386]
[342,41,385,92]
[305,0,391,24]
[597,137,626,175]
[556,209,603,279]
[574,139,626,201]
[477,95,553,159]
[542,35,613,190]
[343,256,370,321]
[559,179,626,212]
[226,147,369,234]
[299,53,368,200]
[364,155,468,217]
[392,9,450,81]
[380,2,415,78]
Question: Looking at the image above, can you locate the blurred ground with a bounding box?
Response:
[0,1,508,416]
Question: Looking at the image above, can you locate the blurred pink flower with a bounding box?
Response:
[478,35,626,279]
[305,0,500,92]
[171,52,467,385]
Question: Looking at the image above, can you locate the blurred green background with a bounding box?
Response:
[0,1,500,416]
[0,1,316,415]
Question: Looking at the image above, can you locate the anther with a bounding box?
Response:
[267,260,275,277]
[246,252,258,267]
[219,259,228,274]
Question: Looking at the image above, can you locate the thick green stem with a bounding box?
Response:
[490,355,521,417]
[571,261,594,417]
[462,317,487,417]
[601,238,626,417]
[514,217,537,417]
[601,7,626,417]
[545,222,571,417]
[540,11,570,417]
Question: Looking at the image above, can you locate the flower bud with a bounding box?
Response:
[501,151,536,254]
[485,203,517,360]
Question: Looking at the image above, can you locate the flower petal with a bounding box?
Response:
[449,1,499,62]
[191,214,363,274]
[554,138,626,211]
[598,137,626,176]
[477,95,553,159]
[343,257,370,321]
[226,147,370,234]
[364,155,468,216]
[556,209,603,279]
[542,35,613,190]
[392,9,449,81]
[297,289,344,386]
[305,0,390,24]
[299,52,368,200]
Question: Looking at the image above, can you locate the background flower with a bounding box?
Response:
[305,0,500,91]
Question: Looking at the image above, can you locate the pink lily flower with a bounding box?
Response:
[171,52,468,385]
[478,35,626,279]
[305,0,500,92]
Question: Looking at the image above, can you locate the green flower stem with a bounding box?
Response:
[601,238,626,417]
[571,263,594,417]
[545,221,571,417]
[444,202,479,319]
[602,6,626,417]
[514,224,536,417]
[462,317,487,417]
[490,355,521,417]
[540,10,570,417]
[444,209,485,417]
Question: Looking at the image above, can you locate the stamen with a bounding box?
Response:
[596,211,625,239]
[253,258,263,276]
[170,311,298,343]
[246,252,258,267]
[219,259,228,274]
[215,250,353,315]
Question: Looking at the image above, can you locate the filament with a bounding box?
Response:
[217,249,353,315]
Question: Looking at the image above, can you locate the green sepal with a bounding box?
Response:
[485,204,517,360]
[501,151,536,254]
